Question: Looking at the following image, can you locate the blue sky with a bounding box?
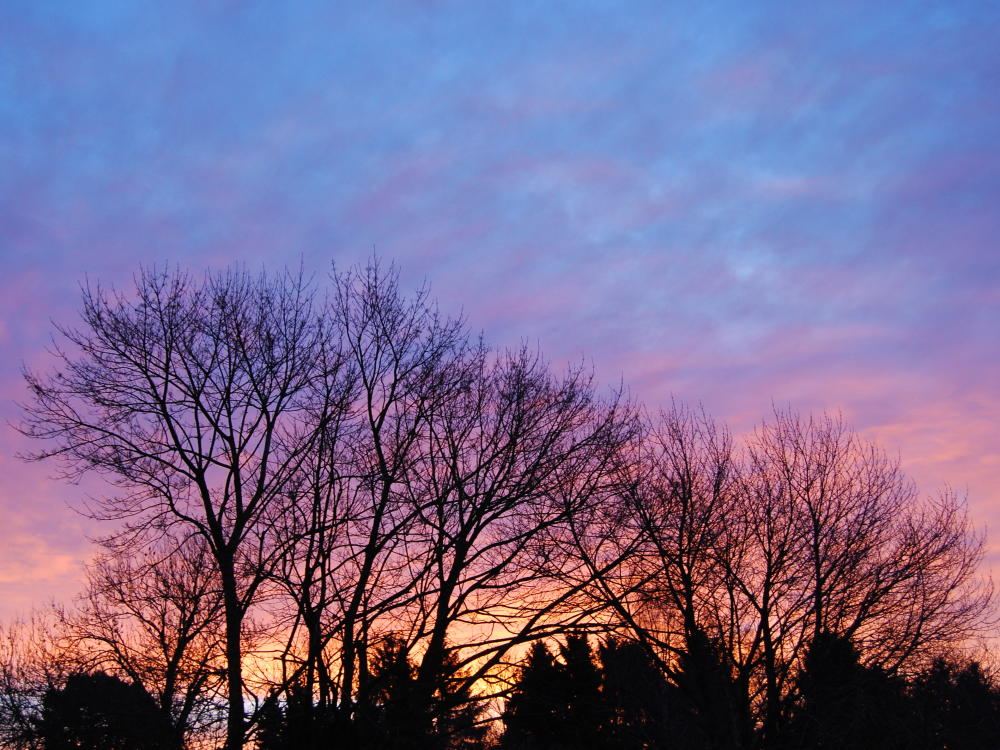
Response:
[1,0,999,617]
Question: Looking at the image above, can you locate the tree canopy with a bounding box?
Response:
[9,261,995,750]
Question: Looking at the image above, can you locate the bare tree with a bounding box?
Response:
[715,411,991,742]
[266,410,356,738]
[17,262,992,749]
[742,412,992,678]
[325,260,470,722]
[0,612,76,749]
[61,537,228,747]
[582,407,993,747]
[403,345,637,714]
[572,405,738,665]
[723,415,814,744]
[262,265,637,740]
[19,267,353,750]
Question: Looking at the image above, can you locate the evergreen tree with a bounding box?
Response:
[951,662,1000,749]
[431,649,487,750]
[788,632,909,750]
[255,638,484,750]
[501,642,566,750]
[255,681,336,750]
[254,695,285,750]
[671,627,746,750]
[356,636,485,750]
[33,671,178,750]
[557,635,605,747]
[504,635,670,750]
[910,657,1000,750]
[599,639,672,750]
[359,636,427,749]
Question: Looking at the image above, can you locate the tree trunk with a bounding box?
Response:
[221,562,245,750]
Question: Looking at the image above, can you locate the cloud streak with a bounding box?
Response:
[1,0,999,617]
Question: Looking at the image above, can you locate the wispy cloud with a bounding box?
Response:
[1,0,998,619]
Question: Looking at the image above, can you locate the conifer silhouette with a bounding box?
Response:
[33,672,178,750]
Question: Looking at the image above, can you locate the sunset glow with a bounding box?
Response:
[1,0,998,638]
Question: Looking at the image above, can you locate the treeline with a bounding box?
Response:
[1,262,993,749]
[499,633,1000,750]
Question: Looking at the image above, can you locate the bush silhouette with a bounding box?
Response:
[33,671,177,750]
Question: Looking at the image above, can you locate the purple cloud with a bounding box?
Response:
[1,0,999,617]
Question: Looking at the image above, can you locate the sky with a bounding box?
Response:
[1,0,999,622]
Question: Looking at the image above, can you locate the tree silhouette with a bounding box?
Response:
[788,632,909,750]
[350,635,485,750]
[255,680,337,750]
[358,636,428,749]
[254,695,285,750]
[0,614,75,749]
[19,267,354,750]
[503,635,674,750]
[14,262,995,750]
[670,626,747,750]
[556,635,604,747]
[61,538,227,745]
[501,641,569,750]
[599,639,672,750]
[254,634,486,750]
[582,406,992,746]
[910,657,1000,750]
[430,649,488,750]
[33,671,177,750]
